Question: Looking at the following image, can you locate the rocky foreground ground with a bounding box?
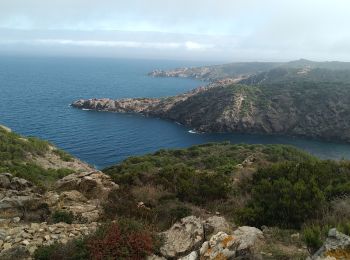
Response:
[1,169,349,259]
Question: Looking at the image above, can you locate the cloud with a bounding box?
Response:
[0,38,215,51]
[1,0,350,61]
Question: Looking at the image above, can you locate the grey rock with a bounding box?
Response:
[160,216,204,258]
[311,228,350,259]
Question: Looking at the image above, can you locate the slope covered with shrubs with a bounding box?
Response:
[102,143,350,253]
[0,125,83,189]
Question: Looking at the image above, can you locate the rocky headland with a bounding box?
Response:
[72,79,350,143]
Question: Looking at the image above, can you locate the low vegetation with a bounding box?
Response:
[0,126,75,189]
[102,142,350,251]
[34,218,161,260]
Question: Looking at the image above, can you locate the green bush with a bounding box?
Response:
[34,239,88,260]
[238,161,350,228]
[302,225,323,253]
[52,211,74,224]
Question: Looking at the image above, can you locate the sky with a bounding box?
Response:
[0,0,350,62]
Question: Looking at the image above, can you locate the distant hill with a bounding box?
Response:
[149,59,350,81]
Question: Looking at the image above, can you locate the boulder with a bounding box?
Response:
[0,173,32,191]
[0,174,49,221]
[160,216,204,258]
[200,226,264,260]
[200,232,236,259]
[233,226,264,257]
[56,171,119,200]
[311,228,350,260]
[203,216,232,240]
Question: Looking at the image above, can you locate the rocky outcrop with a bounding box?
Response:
[0,173,49,222]
[0,222,98,258]
[156,215,263,260]
[311,228,350,260]
[72,79,350,143]
[200,227,264,259]
[56,171,119,200]
[0,170,119,258]
[160,216,204,258]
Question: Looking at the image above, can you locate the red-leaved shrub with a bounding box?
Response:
[87,222,154,260]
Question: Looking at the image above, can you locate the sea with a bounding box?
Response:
[1,56,350,169]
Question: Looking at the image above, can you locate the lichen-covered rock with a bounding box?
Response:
[200,227,264,260]
[311,228,350,260]
[160,216,204,258]
[200,232,236,259]
[56,171,119,200]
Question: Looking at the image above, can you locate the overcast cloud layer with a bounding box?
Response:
[0,0,349,61]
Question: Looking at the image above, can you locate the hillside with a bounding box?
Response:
[148,59,350,82]
[72,80,350,143]
[101,142,350,259]
[0,125,93,188]
[1,127,349,259]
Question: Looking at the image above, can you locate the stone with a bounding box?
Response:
[200,232,236,259]
[203,216,232,240]
[0,173,11,189]
[311,228,350,259]
[55,171,119,200]
[200,227,264,260]
[44,235,50,241]
[30,223,40,230]
[22,239,30,246]
[160,216,204,258]
[3,242,12,250]
[0,239,4,247]
[12,217,20,223]
[233,226,264,257]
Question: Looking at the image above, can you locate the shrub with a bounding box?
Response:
[238,161,350,228]
[34,218,161,260]
[52,211,74,224]
[34,239,88,260]
[302,225,324,253]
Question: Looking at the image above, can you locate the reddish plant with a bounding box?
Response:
[87,223,154,260]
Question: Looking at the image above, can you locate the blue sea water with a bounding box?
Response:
[1,56,350,169]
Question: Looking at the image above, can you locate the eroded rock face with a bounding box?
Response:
[200,227,264,260]
[160,216,204,258]
[56,171,119,200]
[311,228,350,260]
